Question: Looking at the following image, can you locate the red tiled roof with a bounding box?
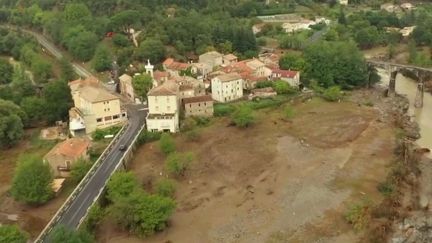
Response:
[154,70,168,81]
[272,68,299,78]
[49,138,90,159]
[163,58,190,71]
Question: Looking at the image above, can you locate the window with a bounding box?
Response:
[113,115,119,119]
[105,116,112,121]
[198,103,200,107]
[204,102,206,106]
[96,118,102,122]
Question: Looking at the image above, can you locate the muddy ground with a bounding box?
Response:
[96,92,399,243]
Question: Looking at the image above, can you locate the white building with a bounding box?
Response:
[146,82,180,133]
[211,72,243,103]
[339,0,348,5]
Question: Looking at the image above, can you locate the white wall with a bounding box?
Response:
[211,78,243,103]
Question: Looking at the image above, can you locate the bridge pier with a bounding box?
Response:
[414,75,424,108]
[388,70,398,97]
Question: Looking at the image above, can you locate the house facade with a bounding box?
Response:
[199,51,223,69]
[43,138,90,177]
[69,78,127,136]
[183,95,214,117]
[271,69,300,87]
[119,74,135,102]
[211,72,243,103]
[162,58,191,77]
[146,82,180,133]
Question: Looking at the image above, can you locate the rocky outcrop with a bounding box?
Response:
[392,213,432,243]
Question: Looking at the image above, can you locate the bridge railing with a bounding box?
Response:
[34,124,128,243]
[76,122,146,229]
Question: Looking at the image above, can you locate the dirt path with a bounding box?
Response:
[96,96,398,243]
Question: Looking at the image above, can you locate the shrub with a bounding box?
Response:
[249,98,283,110]
[345,198,372,232]
[272,80,297,95]
[165,152,194,176]
[83,205,104,232]
[159,134,176,155]
[92,126,122,141]
[284,105,295,119]
[322,86,343,102]
[112,34,130,47]
[231,105,255,128]
[155,179,176,198]
[180,117,197,131]
[185,129,200,142]
[192,116,210,126]
[255,80,273,89]
[214,103,235,117]
[70,158,92,184]
[49,225,93,243]
[137,131,161,145]
[0,225,28,243]
[377,181,396,197]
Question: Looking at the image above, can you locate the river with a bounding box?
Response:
[378,69,432,157]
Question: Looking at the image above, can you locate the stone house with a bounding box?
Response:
[249,87,277,100]
[222,54,238,66]
[199,51,223,69]
[271,69,300,87]
[162,58,191,77]
[211,72,243,103]
[43,138,90,177]
[223,59,272,90]
[183,95,214,117]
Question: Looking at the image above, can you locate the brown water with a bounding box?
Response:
[378,69,432,157]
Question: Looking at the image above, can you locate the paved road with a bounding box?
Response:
[367,59,432,73]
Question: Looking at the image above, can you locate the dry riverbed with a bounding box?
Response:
[96,90,400,243]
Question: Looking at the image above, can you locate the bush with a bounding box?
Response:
[185,129,200,142]
[165,152,194,176]
[345,198,372,232]
[159,134,176,155]
[377,181,395,197]
[180,117,197,131]
[0,225,27,243]
[272,80,297,95]
[92,126,122,141]
[231,105,255,128]
[83,205,104,232]
[249,98,283,110]
[155,179,176,198]
[137,131,161,145]
[214,103,235,117]
[284,105,295,119]
[255,80,273,88]
[192,116,210,126]
[70,158,92,184]
[322,86,343,102]
[112,34,131,47]
[49,225,93,243]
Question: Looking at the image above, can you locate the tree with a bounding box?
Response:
[110,10,140,35]
[135,38,166,63]
[109,191,175,237]
[70,158,92,184]
[31,57,52,83]
[112,34,131,47]
[0,225,27,243]
[63,27,98,61]
[63,3,92,26]
[59,58,77,81]
[92,45,112,72]
[231,105,255,128]
[155,179,176,198]
[132,74,153,101]
[304,41,368,89]
[165,152,194,176]
[11,155,53,205]
[273,80,296,95]
[42,80,72,123]
[159,133,176,155]
[20,96,46,124]
[322,86,343,102]
[107,172,140,202]
[279,53,306,71]
[0,59,13,84]
[0,99,26,147]
[49,225,93,243]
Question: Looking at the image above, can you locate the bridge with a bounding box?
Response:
[367,59,430,108]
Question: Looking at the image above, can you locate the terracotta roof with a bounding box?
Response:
[183,95,213,104]
[163,58,190,71]
[272,68,299,78]
[46,138,90,160]
[179,84,194,91]
[163,58,175,66]
[79,85,119,103]
[216,72,242,82]
[154,70,169,80]
[245,59,265,70]
[148,81,178,96]
[69,77,100,91]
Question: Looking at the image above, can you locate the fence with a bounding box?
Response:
[34,124,128,243]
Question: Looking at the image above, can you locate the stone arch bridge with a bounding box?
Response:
[367,60,432,108]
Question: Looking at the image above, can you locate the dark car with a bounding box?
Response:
[119,145,126,151]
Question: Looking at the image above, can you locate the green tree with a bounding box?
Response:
[0,225,27,243]
[112,34,131,47]
[49,225,94,243]
[42,80,72,123]
[107,172,140,202]
[155,179,176,198]
[109,191,175,237]
[20,96,46,124]
[83,205,104,232]
[132,74,153,101]
[231,105,255,128]
[279,53,306,71]
[304,41,368,89]
[0,59,13,84]
[70,158,92,184]
[159,133,176,155]
[59,58,77,81]
[110,10,140,35]
[165,152,194,176]
[63,3,92,26]
[135,38,166,63]
[0,99,26,147]
[31,57,52,83]
[273,80,296,95]
[92,45,112,72]
[322,86,343,102]
[11,155,53,205]
[63,27,98,61]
